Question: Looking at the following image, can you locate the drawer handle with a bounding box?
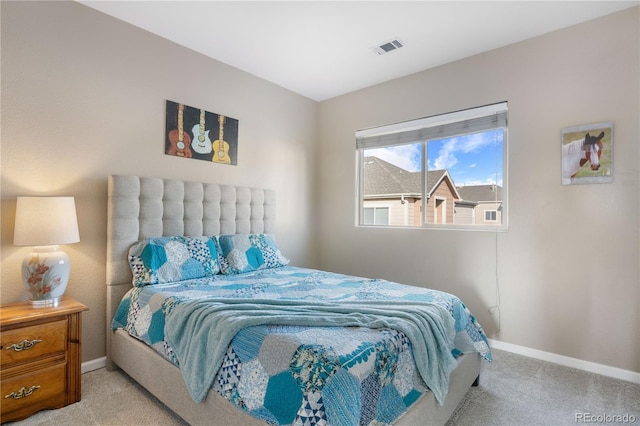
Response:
[4,385,41,400]
[5,339,42,352]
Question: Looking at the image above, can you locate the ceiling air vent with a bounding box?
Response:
[373,39,404,55]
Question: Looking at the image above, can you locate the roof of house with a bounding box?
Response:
[362,156,450,197]
[456,184,503,202]
[363,156,503,202]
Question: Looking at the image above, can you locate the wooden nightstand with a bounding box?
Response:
[0,297,88,423]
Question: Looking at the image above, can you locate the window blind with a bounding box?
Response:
[356,102,508,150]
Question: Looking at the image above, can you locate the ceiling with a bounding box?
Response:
[79,1,638,101]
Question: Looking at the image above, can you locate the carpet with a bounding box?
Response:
[8,348,640,425]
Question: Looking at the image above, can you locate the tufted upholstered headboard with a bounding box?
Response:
[106,175,276,286]
[105,175,276,367]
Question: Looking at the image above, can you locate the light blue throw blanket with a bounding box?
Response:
[165,297,457,405]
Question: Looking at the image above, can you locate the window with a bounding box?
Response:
[363,207,389,225]
[356,102,508,230]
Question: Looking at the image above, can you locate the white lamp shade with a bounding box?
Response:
[14,197,80,246]
[14,196,79,306]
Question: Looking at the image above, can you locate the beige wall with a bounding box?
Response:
[1,1,638,376]
[0,1,318,362]
[317,7,639,373]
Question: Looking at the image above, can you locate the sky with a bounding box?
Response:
[365,129,504,187]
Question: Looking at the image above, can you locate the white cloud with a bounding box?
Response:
[432,138,458,170]
[459,132,495,153]
[365,144,421,172]
[364,131,503,185]
[456,172,503,187]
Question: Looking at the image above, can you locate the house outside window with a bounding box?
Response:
[356,102,508,230]
[485,209,498,222]
[457,185,503,225]
[363,206,390,225]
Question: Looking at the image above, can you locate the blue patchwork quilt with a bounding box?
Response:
[112,266,491,425]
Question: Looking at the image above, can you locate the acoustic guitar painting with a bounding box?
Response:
[191,109,212,155]
[212,115,231,164]
[167,103,192,158]
[165,100,237,165]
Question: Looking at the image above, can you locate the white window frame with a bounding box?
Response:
[363,205,390,226]
[484,210,498,222]
[356,102,508,231]
[433,197,447,224]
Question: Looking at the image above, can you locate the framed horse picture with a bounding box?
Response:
[561,122,613,185]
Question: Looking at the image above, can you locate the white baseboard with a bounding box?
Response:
[82,356,106,374]
[488,338,640,384]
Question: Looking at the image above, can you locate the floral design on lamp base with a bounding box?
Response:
[22,246,70,307]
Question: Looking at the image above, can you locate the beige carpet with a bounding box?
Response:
[8,348,640,425]
[447,349,640,425]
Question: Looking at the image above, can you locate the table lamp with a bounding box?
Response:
[13,196,80,307]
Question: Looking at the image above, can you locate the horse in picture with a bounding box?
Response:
[562,131,605,182]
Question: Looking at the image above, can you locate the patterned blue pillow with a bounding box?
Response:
[128,236,220,286]
[216,234,289,275]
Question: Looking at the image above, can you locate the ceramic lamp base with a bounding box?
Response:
[22,245,70,306]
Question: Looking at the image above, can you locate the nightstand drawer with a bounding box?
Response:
[1,320,67,367]
[1,363,66,421]
[1,298,87,423]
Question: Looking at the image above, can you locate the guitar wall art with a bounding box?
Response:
[165,100,238,165]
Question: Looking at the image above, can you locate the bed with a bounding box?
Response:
[106,174,491,426]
